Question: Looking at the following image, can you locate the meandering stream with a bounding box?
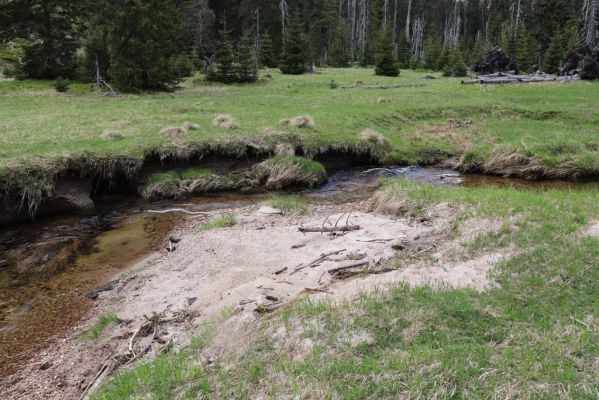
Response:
[0,166,597,376]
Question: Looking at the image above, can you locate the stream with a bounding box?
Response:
[0,165,597,376]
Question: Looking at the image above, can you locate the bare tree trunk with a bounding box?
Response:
[358,0,368,58]
[382,0,388,30]
[582,0,598,47]
[280,0,289,42]
[392,0,398,55]
[253,8,260,71]
[411,18,424,61]
[350,0,357,60]
[405,0,412,39]
[509,0,523,36]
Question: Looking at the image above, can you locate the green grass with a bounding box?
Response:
[93,181,599,399]
[262,194,311,215]
[78,314,119,340]
[179,167,211,180]
[193,213,236,233]
[2,69,599,181]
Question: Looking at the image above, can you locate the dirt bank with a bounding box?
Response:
[0,198,512,399]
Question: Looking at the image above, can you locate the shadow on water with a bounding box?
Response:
[0,165,598,376]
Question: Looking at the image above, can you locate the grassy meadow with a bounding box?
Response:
[1,68,599,180]
[91,180,599,399]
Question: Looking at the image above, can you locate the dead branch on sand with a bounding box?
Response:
[290,249,346,275]
[298,225,360,233]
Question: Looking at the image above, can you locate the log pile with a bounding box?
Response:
[461,71,579,85]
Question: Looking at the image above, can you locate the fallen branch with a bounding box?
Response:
[298,225,360,233]
[290,249,346,275]
[274,266,288,275]
[148,208,211,216]
[327,261,369,274]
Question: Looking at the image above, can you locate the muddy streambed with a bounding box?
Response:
[0,165,597,377]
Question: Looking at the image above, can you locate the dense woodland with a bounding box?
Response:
[0,0,598,90]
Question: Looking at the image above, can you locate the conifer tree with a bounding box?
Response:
[207,28,237,83]
[375,29,400,76]
[237,33,257,82]
[280,16,307,75]
[397,32,411,68]
[544,32,566,74]
[106,0,184,91]
[330,20,351,67]
[260,32,277,68]
[424,35,443,70]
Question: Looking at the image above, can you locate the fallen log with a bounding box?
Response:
[298,225,360,233]
[327,261,369,274]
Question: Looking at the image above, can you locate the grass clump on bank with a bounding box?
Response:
[78,314,119,340]
[194,213,236,233]
[93,181,599,399]
[142,168,249,200]
[262,195,311,215]
[253,156,327,189]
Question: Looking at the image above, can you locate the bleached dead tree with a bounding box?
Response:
[280,0,289,41]
[582,0,598,48]
[445,0,461,49]
[392,0,398,41]
[253,8,260,71]
[509,0,523,36]
[382,0,389,30]
[350,0,357,59]
[406,0,413,38]
[358,0,369,57]
[411,17,424,61]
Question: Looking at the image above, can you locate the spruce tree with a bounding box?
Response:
[397,32,411,68]
[207,28,237,83]
[424,35,443,70]
[330,20,350,67]
[106,0,185,91]
[514,29,534,73]
[260,32,277,68]
[280,16,307,75]
[544,32,565,74]
[236,33,257,83]
[375,29,400,77]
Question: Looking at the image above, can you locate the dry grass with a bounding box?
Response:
[282,115,315,129]
[377,97,391,103]
[181,121,200,131]
[100,130,124,142]
[274,143,296,157]
[159,126,187,137]
[212,114,238,129]
[360,128,388,145]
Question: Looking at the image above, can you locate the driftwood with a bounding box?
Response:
[339,83,427,89]
[148,208,211,216]
[290,249,346,275]
[461,72,560,85]
[298,225,360,233]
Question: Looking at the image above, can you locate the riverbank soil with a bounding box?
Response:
[2,68,599,223]
[10,175,598,399]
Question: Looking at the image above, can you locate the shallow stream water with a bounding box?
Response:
[0,166,597,375]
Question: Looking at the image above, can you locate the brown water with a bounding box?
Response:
[1,166,598,376]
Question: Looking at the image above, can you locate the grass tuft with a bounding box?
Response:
[360,128,388,145]
[283,115,315,129]
[78,314,119,340]
[262,195,310,215]
[100,130,124,142]
[252,156,327,189]
[194,212,236,233]
[212,114,237,129]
